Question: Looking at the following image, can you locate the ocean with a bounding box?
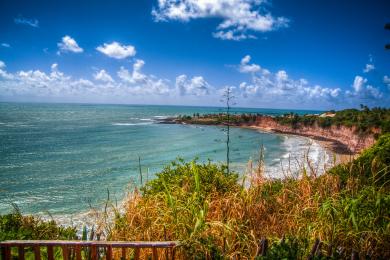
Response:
[0,102,328,224]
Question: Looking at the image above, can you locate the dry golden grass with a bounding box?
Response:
[107,135,390,259]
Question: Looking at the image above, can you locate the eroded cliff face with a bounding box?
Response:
[250,116,376,154]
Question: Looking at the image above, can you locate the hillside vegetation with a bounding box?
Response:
[177,106,390,138]
[110,134,390,259]
[275,106,390,137]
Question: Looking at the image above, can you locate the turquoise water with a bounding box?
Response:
[0,103,326,222]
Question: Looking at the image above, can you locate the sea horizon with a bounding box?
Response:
[0,102,329,225]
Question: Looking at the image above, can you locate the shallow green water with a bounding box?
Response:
[0,103,326,222]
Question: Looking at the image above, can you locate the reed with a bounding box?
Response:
[109,134,390,259]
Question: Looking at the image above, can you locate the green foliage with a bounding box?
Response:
[256,237,308,260]
[276,107,390,136]
[112,134,390,259]
[329,133,390,186]
[0,208,77,241]
[141,159,239,197]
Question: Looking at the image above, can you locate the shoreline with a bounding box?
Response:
[159,117,359,163]
[244,125,356,163]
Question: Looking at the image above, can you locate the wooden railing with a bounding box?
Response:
[0,240,180,260]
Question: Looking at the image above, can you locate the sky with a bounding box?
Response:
[0,0,389,110]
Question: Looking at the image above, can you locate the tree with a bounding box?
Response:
[221,86,235,174]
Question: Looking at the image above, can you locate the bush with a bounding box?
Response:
[111,136,390,259]
[0,207,77,241]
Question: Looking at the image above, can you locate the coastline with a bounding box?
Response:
[159,116,364,164]
[244,125,356,164]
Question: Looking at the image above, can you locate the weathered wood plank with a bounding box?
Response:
[75,245,82,260]
[47,245,54,260]
[61,245,69,260]
[34,245,41,260]
[106,245,113,260]
[0,240,179,248]
[308,238,320,260]
[18,245,25,260]
[1,246,11,260]
[152,247,158,260]
[90,245,97,260]
[134,248,140,260]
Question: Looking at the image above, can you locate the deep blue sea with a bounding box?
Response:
[0,103,327,224]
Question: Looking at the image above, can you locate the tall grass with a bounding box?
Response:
[110,134,390,259]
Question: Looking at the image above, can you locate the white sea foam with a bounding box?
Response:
[265,134,331,178]
[153,115,168,119]
[112,122,153,126]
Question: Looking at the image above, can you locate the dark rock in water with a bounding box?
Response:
[157,117,177,124]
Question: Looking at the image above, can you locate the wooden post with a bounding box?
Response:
[34,245,41,260]
[171,247,176,260]
[261,238,268,256]
[18,246,25,260]
[62,245,69,260]
[256,238,268,257]
[106,245,112,260]
[308,238,320,260]
[134,248,140,260]
[47,245,54,260]
[90,245,98,260]
[75,245,82,260]
[351,250,359,260]
[1,246,11,260]
[121,247,127,260]
[152,247,158,260]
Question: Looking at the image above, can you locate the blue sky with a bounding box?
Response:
[0,0,389,109]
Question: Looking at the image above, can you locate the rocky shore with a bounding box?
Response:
[159,115,376,157]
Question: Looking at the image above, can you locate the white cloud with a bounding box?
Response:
[237,55,344,106]
[347,76,382,100]
[239,55,260,73]
[237,55,389,107]
[1,43,10,48]
[57,35,83,54]
[152,0,288,40]
[14,16,39,28]
[0,61,5,69]
[96,42,136,59]
[363,64,375,73]
[352,76,366,92]
[117,59,147,84]
[384,76,390,90]
[176,75,211,96]
[117,59,170,95]
[94,70,114,83]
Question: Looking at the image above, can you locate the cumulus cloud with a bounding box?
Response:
[94,70,114,83]
[384,76,390,90]
[237,55,344,106]
[346,75,382,100]
[363,64,375,73]
[57,35,83,54]
[239,55,261,73]
[117,59,171,95]
[14,16,39,28]
[176,75,211,96]
[236,55,389,107]
[152,0,288,40]
[96,42,136,59]
[0,62,171,101]
[0,57,219,104]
